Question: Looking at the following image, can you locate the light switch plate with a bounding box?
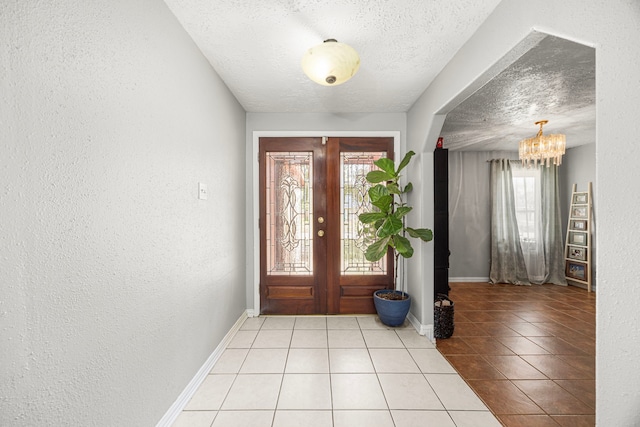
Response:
[198,182,208,200]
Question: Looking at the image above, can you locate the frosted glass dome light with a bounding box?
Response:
[301,39,360,86]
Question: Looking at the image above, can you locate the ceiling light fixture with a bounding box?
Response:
[518,120,566,167]
[301,39,360,86]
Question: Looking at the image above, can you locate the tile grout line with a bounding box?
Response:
[269,317,296,427]
[400,330,458,422]
[210,318,260,424]
[362,321,396,427]
[325,320,335,427]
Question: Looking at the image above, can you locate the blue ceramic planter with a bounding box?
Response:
[373,290,411,327]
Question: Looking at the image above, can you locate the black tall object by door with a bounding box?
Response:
[434,147,450,296]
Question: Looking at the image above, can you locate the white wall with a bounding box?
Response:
[0,1,246,425]
[245,112,408,313]
[407,0,640,424]
[448,151,519,280]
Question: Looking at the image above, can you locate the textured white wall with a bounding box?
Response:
[407,0,640,424]
[0,1,246,425]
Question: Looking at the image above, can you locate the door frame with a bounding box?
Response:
[251,131,401,315]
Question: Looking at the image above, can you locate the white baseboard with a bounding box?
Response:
[449,277,490,283]
[156,310,249,427]
[407,312,434,344]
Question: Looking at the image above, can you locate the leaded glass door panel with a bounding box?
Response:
[326,137,394,314]
[259,137,394,315]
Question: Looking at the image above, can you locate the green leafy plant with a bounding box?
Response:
[358,150,433,296]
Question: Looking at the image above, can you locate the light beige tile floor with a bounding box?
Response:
[173,315,501,427]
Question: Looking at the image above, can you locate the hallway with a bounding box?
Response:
[438,282,595,426]
[173,315,500,426]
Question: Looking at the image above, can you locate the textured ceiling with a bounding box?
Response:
[163,0,502,113]
[163,1,595,151]
[440,35,596,151]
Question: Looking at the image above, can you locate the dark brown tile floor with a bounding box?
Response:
[436,282,595,427]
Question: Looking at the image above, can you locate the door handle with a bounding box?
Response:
[317,216,325,224]
[317,230,325,237]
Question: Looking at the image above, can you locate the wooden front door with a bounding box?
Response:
[259,137,394,314]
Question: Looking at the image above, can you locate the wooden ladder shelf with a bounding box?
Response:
[564,183,593,291]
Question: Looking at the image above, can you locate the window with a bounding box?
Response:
[511,165,544,282]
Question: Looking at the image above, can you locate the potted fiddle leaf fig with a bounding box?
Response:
[358,150,433,326]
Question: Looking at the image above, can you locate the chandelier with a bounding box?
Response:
[518,120,566,167]
[301,39,360,86]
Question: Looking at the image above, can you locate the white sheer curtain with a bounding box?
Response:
[511,164,545,283]
[489,159,530,284]
[540,163,567,285]
[489,159,567,285]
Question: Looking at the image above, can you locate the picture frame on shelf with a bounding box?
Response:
[569,231,588,246]
[566,261,587,281]
[565,183,592,291]
[570,219,587,230]
[571,206,588,219]
[568,246,587,261]
[572,193,588,204]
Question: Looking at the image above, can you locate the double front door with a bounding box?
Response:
[259,137,394,314]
